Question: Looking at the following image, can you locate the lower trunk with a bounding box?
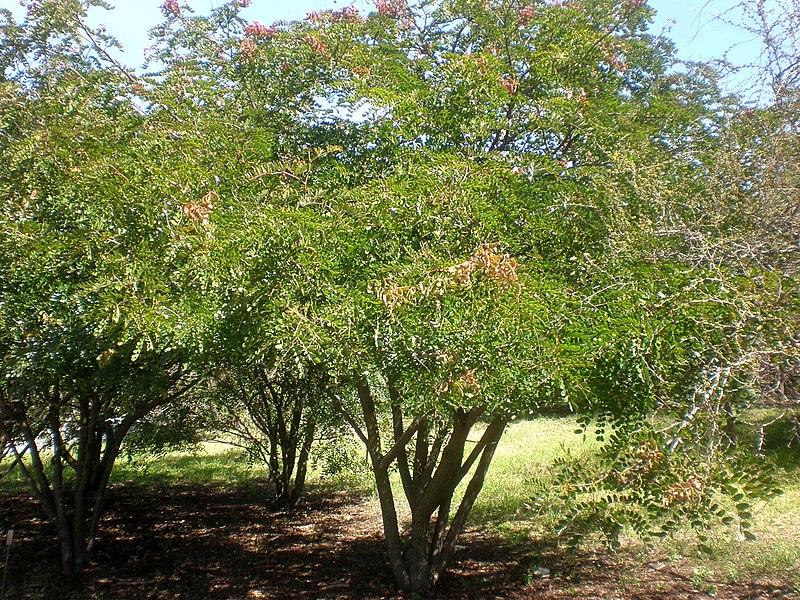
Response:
[272,472,301,508]
[287,419,315,506]
[348,380,509,594]
[407,561,437,594]
[395,420,506,593]
[55,431,125,574]
[402,532,440,593]
[373,464,411,590]
[271,420,316,508]
[58,521,91,574]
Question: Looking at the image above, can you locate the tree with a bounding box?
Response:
[520,0,800,549]
[248,0,779,592]
[199,356,328,508]
[1,0,790,590]
[731,0,800,433]
[0,0,218,572]
[137,0,382,508]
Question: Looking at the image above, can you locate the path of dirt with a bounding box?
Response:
[0,483,797,599]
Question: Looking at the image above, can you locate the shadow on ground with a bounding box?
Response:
[0,483,797,599]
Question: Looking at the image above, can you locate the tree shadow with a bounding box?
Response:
[1,482,797,599]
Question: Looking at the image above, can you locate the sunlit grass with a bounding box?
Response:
[111,442,271,487]
[673,484,800,586]
[476,415,800,589]
[472,416,599,524]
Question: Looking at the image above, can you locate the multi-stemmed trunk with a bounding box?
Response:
[265,405,316,509]
[337,379,507,594]
[0,377,194,574]
[2,393,130,573]
[218,365,319,508]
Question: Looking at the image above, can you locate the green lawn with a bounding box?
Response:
[112,442,272,487]
[480,416,800,589]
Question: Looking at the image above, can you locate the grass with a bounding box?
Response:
[472,416,599,524]
[650,415,800,589]
[480,416,800,591]
[111,442,272,487]
[3,414,798,592]
[0,442,273,494]
[667,482,800,586]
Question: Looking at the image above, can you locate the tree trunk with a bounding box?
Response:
[347,379,508,594]
[60,533,91,574]
[2,371,196,574]
[287,417,316,507]
[59,429,125,574]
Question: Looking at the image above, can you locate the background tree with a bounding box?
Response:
[199,354,329,508]
[528,0,800,549]
[732,0,800,436]
[134,0,364,511]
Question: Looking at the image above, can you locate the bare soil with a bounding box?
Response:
[0,482,797,599]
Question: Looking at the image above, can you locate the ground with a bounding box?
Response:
[1,481,797,599]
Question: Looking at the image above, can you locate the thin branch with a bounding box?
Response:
[326,389,370,449]
[379,414,426,473]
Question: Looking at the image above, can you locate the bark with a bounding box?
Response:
[0,372,197,574]
[348,379,508,594]
[230,366,320,509]
[435,418,506,574]
[355,380,410,586]
[54,399,128,573]
[288,416,316,506]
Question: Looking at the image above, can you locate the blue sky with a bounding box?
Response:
[1,0,761,77]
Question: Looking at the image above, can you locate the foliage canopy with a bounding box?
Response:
[0,0,797,592]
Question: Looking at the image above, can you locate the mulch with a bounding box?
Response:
[0,482,797,599]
